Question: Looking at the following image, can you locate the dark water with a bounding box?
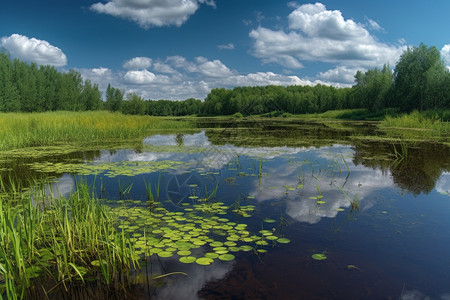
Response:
[2,119,450,299]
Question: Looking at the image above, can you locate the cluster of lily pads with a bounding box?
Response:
[110,199,290,266]
[27,160,188,178]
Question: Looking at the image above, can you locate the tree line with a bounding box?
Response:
[1,44,449,116]
[0,52,103,112]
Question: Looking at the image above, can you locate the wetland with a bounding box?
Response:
[1,117,450,299]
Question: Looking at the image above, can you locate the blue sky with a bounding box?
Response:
[1,0,450,100]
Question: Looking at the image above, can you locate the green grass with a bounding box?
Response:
[379,110,450,132]
[0,111,192,151]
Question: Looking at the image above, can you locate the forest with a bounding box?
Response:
[1,44,449,117]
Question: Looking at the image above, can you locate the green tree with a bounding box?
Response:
[392,43,447,111]
[80,80,102,110]
[123,92,145,115]
[0,52,20,111]
[353,64,393,112]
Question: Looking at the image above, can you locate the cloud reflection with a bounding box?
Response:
[249,146,395,224]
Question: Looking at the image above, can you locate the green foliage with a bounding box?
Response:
[353,64,393,112]
[379,110,450,133]
[105,84,123,112]
[0,52,103,112]
[392,43,449,112]
[123,92,145,115]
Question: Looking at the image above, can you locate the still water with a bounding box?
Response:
[6,120,450,299]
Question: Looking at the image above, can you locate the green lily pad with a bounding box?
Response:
[218,254,235,261]
[239,245,253,251]
[264,218,276,223]
[179,256,196,264]
[196,257,214,265]
[157,251,173,258]
[205,252,219,259]
[277,238,291,244]
[312,253,327,260]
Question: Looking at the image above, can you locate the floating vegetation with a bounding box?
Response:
[311,253,327,261]
[110,198,288,265]
[27,160,188,177]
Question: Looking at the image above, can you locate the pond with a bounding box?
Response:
[2,119,450,299]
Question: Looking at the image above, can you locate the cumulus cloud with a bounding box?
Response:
[249,3,405,84]
[195,56,234,77]
[90,0,215,28]
[124,69,157,84]
[0,34,67,67]
[153,61,177,74]
[123,56,152,69]
[318,66,360,85]
[217,43,235,50]
[287,3,368,40]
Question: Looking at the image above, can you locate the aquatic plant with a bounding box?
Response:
[0,176,292,298]
[311,253,327,261]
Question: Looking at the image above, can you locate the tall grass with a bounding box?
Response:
[0,111,192,151]
[0,181,140,299]
[379,110,450,134]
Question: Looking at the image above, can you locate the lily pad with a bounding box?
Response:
[312,253,327,260]
[277,238,291,244]
[196,257,214,265]
[218,254,235,261]
[179,256,196,264]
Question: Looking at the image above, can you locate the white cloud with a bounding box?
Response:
[153,61,177,74]
[441,44,450,67]
[287,3,368,40]
[217,43,235,50]
[398,38,407,45]
[318,66,360,85]
[91,67,111,76]
[287,1,299,9]
[90,0,215,28]
[365,17,383,32]
[0,34,67,67]
[249,2,406,85]
[227,71,314,87]
[124,69,156,84]
[195,56,234,77]
[123,56,152,69]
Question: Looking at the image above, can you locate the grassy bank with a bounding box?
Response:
[0,111,192,151]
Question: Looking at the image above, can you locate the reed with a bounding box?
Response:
[0,111,192,151]
[0,180,140,298]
